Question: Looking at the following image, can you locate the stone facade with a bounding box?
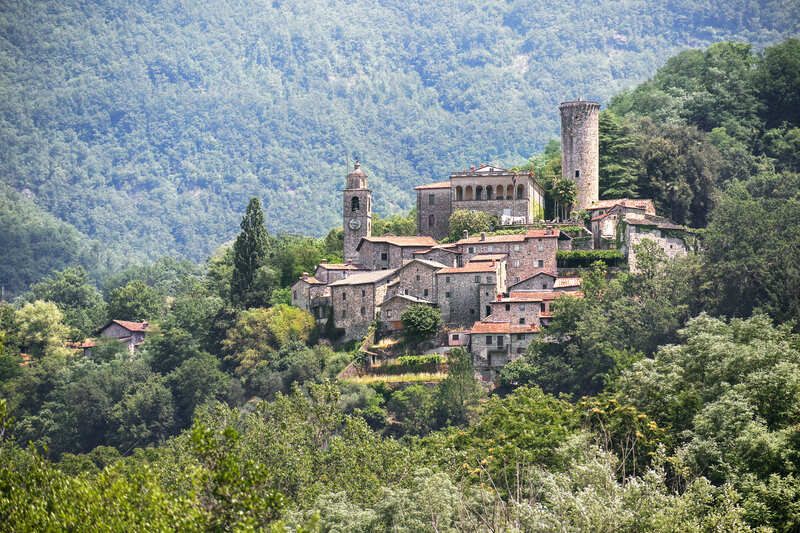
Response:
[509,272,557,291]
[488,296,543,327]
[343,162,372,263]
[314,261,365,283]
[99,320,149,354]
[385,259,444,302]
[379,294,433,331]
[624,221,690,273]
[415,182,452,241]
[469,321,539,379]
[412,245,460,267]
[560,100,600,210]
[329,269,396,341]
[456,229,566,283]
[436,261,505,327]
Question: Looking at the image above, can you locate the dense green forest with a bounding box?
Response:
[2,25,800,533]
[1,0,798,276]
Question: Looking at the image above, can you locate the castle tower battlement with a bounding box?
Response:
[559,100,600,211]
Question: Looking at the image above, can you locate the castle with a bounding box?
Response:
[292,100,692,378]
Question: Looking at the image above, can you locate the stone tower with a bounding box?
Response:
[559,100,600,210]
[343,161,372,263]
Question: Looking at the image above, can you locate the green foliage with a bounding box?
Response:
[28,267,107,339]
[599,110,640,198]
[557,249,626,268]
[372,207,417,237]
[231,197,271,308]
[14,300,71,359]
[378,354,444,375]
[433,347,484,428]
[447,209,490,241]
[387,384,435,436]
[107,280,162,322]
[400,304,442,346]
[552,178,577,220]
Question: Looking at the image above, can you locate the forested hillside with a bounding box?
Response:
[1,0,798,266]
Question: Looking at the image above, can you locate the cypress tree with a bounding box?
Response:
[599,111,640,199]
[231,197,269,308]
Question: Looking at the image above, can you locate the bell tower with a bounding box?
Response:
[343,161,372,263]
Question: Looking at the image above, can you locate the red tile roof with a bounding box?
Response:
[413,180,451,190]
[297,276,327,285]
[469,253,508,262]
[588,198,655,213]
[110,320,149,332]
[457,228,560,245]
[317,263,361,270]
[437,262,500,274]
[470,321,540,334]
[358,235,437,249]
[509,291,584,300]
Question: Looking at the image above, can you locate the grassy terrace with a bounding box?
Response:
[339,372,448,385]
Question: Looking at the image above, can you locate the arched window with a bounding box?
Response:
[465,186,473,200]
[496,185,503,199]
[351,196,360,211]
[486,186,493,200]
[506,184,513,200]
[475,186,483,200]
[428,214,435,228]
[455,186,463,201]
[516,185,524,199]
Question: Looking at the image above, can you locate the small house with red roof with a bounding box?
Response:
[97,320,150,354]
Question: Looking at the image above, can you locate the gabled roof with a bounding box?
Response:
[470,321,540,334]
[469,253,508,262]
[437,262,500,274]
[508,270,557,288]
[397,258,448,272]
[101,320,149,333]
[380,294,434,306]
[413,244,460,255]
[554,277,582,289]
[329,269,397,287]
[457,228,563,245]
[413,180,451,190]
[295,275,327,285]
[356,235,437,250]
[509,291,583,300]
[624,214,686,231]
[587,198,655,213]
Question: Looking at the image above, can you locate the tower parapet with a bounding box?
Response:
[559,100,600,211]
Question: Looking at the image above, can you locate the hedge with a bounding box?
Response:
[376,354,444,375]
[557,249,626,268]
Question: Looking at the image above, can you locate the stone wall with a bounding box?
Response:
[330,280,389,340]
[626,229,688,273]
[343,188,372,263]
[436,272,482,327]
[488,300,542,326]
[414,248,459,267]
[392,261,439,302]
[560,101,600,210]
[417,188,452,240]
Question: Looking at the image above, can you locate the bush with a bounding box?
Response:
[557,250,626,268]
[376,355,444,375]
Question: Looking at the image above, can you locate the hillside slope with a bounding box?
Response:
[1,0,798,261]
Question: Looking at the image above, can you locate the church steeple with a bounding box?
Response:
[343,160,372,263]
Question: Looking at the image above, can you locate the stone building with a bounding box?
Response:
[412,244,460,267]
[343,162,372,263]
[314,260,366,283]
[560,100,600,210]
[469,321,539,377]
[384,258,446,302]
[329,269,396,340]
[416,165,546,240]
[97,320,150,354]
[509,271,557,291]
[379,294,435,332]
[355,235,437,270]
[291,273,329,320]
[436,260,506,327]
[455,229,568,283]
[590,199,657,249]
[622,215,694,273]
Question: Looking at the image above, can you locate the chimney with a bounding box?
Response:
[480,232,486,241]
[345,259,352,265]
[301,272,309,280]
[462,230,468,240]
[321,259,327,264]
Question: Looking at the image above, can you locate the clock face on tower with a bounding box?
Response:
[349,218,362,230]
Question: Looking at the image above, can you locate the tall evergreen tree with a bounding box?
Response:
[230,198,270,308]
[599,111,640,199]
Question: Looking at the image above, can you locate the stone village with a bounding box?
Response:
[291,101,694,379]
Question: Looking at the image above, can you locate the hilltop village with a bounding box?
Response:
[292,100,694,378]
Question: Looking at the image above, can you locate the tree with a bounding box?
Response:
[230,197,271,308]
[599,111,640,198]
[400,304,441,347]
[447,210,490,241]
[14,301,71,359]
[433,347,483,427]
[107,280,162,322]
[551,178,577,221]
[29,267,107,339]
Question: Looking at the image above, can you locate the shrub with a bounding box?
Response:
[557,250,625,268]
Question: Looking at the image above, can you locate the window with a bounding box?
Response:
[474,275,480,283]
[361,289,366,297]
[416,274,420,281]
[487,276,493,283]
[486,187,493,200]
[381,252,388,261]
[505,304,510,311]
[342,293,346,300]
[486,336,493,345]
[519,318,526,324]
[520,304,526,310]
[540,303,546,312]
[341,309,346,318]
[404,289,409,295]
[513,244,520,251]
[446,276,451,283]
[468,247,475,253]
[516,184,524,199]
[456,186,463,201]
[513,260,520,267]
[537,260,544,268]
[428,214,435,228]
[386,310,393,319]
[452,334,459,341]
[429,193,435,205]
[514,277,520,282]
[351,196,360,211]
[445,291,451,297]
[487,245,493,252]
[423,289,429,297]
[538,240,544,252]
[360,306,366,316]
[575,169,580,178]
[497,336,504,347]
[470,309,475,315]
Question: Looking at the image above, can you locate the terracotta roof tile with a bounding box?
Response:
[317,263,361,271]
[109,320,149,332]
[457,228,561,245]
[357,235,437,249]
[470,321,540,334]
[588,198,655,212]
[469,253,508,262]
[437,262,500,274]
[413,180,451,190]
[508,270,556,287]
